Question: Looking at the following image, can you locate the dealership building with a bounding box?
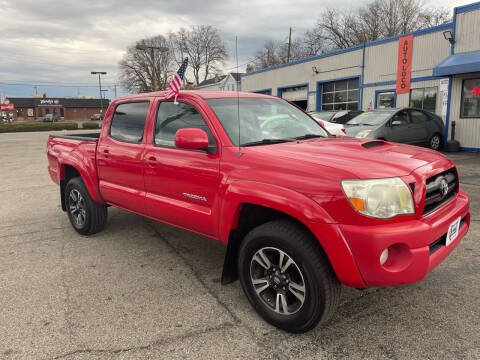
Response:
[4,97,109,121]
[242,2,480,151]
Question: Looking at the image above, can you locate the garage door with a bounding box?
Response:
[281,86,307,101]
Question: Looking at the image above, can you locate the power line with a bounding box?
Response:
[0,81,120,88]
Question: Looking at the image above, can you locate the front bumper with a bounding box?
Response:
[338,190,470,287]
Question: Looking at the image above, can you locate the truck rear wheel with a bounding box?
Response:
[65,177,107,235]
[237,220,341,333]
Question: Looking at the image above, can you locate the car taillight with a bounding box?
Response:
[341,128,346,134]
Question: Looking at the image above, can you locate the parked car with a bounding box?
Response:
[90,113,104,121]
[312,110,363,124]
[345,108,445,150]
[42,114,58,122]
[309,112,346,136]
[47,91,469,333]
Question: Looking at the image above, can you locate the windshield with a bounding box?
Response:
[346,111,393,126]
[206,97,328,146]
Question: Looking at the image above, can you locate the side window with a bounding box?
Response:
[410,110,428,124]
[154,101,215,148]
[110,102,149,143]
[392,110,409,125]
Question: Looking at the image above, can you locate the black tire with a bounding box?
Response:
[428,133,442,150]
[237,220,341,333]
[65,177,107,235]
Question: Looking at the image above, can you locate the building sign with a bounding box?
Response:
[396,34,413,94]
[0,103,14,111]
[39,99,61,106]
[27,109,34,117]
[440,78,449,116]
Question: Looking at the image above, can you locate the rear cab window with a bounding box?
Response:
[109,102,150,143]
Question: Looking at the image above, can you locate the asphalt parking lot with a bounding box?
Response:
[1,131,479,360]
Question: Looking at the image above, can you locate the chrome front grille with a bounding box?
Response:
[423,168,458,216]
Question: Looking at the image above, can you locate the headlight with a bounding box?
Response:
[355,130,372,138]
[341,177,414,219]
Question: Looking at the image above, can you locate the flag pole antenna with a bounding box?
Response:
[236,36,242,157]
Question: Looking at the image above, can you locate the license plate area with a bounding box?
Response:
[446,216,461,247]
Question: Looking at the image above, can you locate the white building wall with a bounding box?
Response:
[455,8,480,54]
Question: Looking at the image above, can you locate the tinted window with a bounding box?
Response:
[410,110,428,123]
[392,110,410,125]
[110,102,149,143]
[155,101,215,148]
[461,78,480,118]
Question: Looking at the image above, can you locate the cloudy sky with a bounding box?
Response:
[0,0,468,99]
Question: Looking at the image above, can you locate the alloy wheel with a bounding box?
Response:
[250,247,306,315]
[68,189,86,227]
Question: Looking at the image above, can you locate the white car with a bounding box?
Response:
[309,112,346,136]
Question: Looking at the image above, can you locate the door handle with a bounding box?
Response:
[146,156,157,166]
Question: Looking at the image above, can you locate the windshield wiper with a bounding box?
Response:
[241,138,293,147]
[294,134,324,140]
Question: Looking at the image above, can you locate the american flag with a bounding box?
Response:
[165,58,188,99]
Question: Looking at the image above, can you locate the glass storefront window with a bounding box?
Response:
[321,78,359,111]
[377,92,395,108]
[409,87,437,113]
[461,79,480,118]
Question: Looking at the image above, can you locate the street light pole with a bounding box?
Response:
[91,71,107,113]
[135,44,169,91]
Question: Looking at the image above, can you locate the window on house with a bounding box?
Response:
[16,109,23,117]
[409,87,437,113]
[460,78,480,118]
[321,78,359,110]
[376,92,395,108]
[109,101,149,143]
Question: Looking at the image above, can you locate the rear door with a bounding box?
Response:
[97,100,152,214]
[408,109,429,144]
[143,98,221,237]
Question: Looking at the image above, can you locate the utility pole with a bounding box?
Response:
[91,71,107,113]
[287,26,292,63]
[136,44,169,91]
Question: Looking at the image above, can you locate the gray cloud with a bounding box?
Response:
[0,0,460,98]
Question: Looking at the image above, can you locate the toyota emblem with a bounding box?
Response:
[440,178,449,197]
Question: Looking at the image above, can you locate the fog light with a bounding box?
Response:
[380,248,389,265]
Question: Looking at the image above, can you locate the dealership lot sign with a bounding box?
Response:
[396,34,413,94]
[0,103,14,111]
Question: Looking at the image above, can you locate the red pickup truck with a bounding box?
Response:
[47,91,470,333]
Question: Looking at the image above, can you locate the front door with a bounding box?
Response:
[143,99,221,237]
[386,109,412,144]
[97,101,151,214]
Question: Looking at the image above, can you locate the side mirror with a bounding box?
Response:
[174,128,209,151]
[391,120,402,126]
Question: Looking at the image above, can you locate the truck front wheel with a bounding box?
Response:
[65,177,107,235]
[237,220,341,333]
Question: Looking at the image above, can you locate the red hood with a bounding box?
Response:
[244,137,448,179]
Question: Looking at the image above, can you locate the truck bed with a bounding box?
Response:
[49,132,100,142]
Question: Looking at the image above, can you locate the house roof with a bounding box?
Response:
[198,75,227,87]
[230,73,242,81]
[6,97,109,108]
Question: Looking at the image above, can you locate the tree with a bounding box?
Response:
[171,25,227,85]
[316,0,451,49]
[119,35,173,93]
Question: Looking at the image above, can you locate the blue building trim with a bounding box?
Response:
[315,76,361,111]
[455,1,480,14]
[374,89,397,109]
[360,44,366,109]
[277,83,309,108]
[241,23,453,79]
[363,75,443,88]
[250,88,272,95]
[460,146,480,151]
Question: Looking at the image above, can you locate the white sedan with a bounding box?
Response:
[309,112,346,136]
